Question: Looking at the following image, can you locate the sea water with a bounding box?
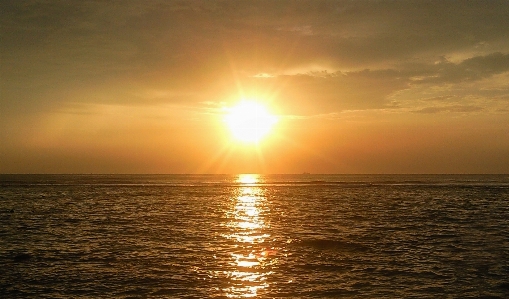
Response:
[1,174,508,298]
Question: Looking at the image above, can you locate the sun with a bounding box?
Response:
[224,100,278,143]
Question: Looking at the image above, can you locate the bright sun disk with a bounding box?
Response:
[225,100,278,143]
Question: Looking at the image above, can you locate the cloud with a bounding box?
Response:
[1,1,509,117]
[413,105,484,114]
[409,52,509,84]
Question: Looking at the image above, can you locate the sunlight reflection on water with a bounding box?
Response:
[236,174,260,185]
[221,174,277,298]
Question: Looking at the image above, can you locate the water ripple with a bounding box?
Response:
[1,174,508,298]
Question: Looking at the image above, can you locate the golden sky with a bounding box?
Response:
[1,0,509,173]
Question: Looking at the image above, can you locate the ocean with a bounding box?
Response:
[1,174,508,298]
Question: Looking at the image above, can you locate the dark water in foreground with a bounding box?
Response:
[1,174,508,298]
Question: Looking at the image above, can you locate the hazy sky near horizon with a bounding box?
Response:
[1,0,509,174]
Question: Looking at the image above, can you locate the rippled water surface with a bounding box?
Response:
[1,174,509,298]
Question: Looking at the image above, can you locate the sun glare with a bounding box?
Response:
[224,100,278,143]
[237,174,259,184]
